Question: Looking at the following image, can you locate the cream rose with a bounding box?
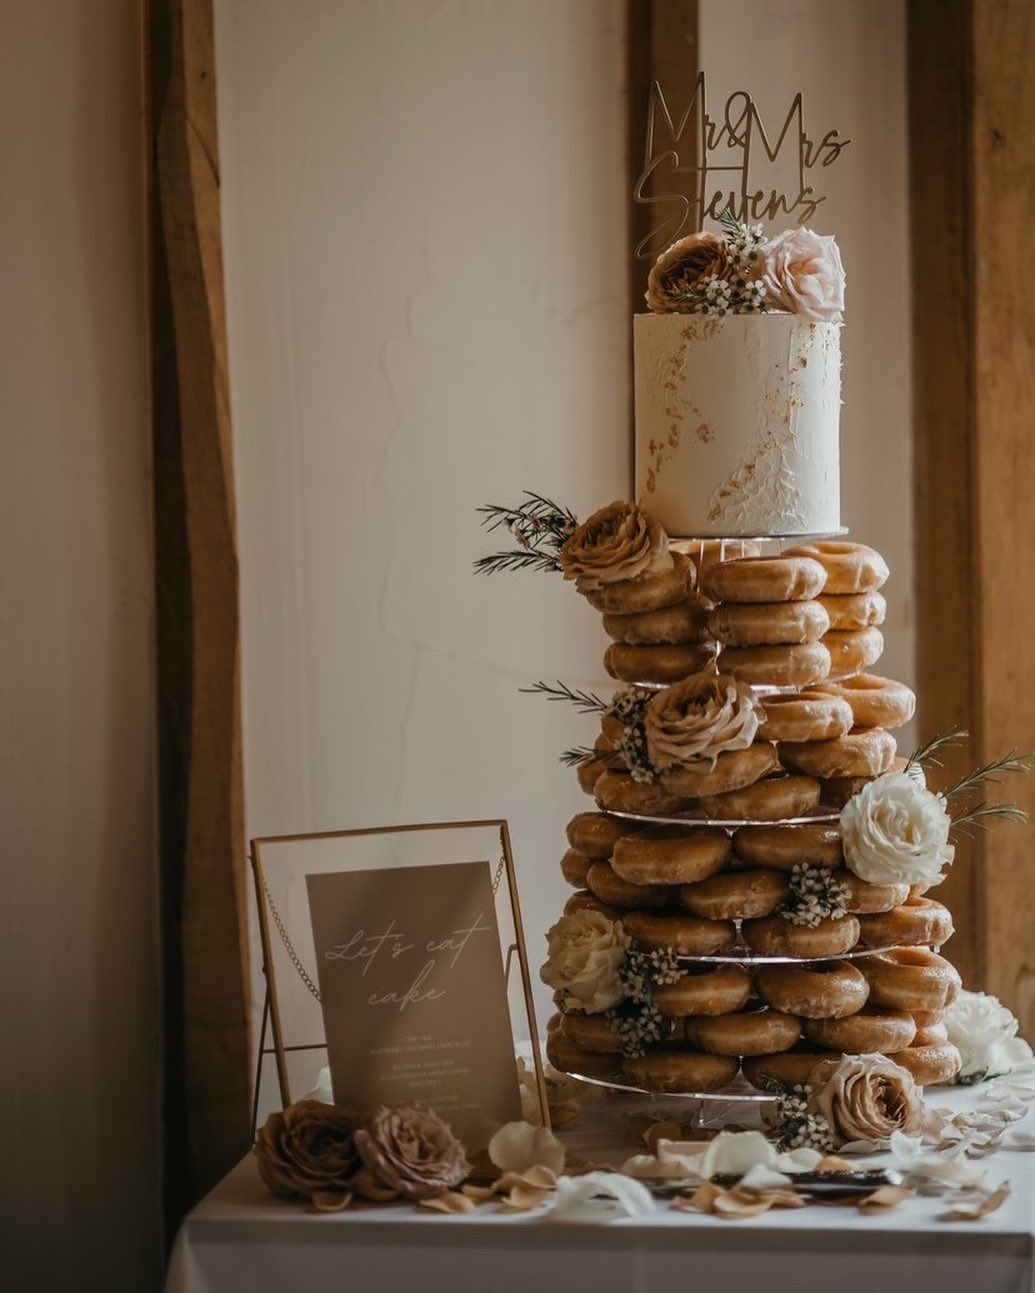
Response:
[840,772,954,887]
[761,227,845,322]
[945,989,1035,1081]
[645,674,761,771]
[808,1054,925,1147]
[645,232,735,313]
[352,1104,470,1201]
[559,500,671,589]
[539,909,629,1013]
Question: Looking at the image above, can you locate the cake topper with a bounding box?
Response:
[634,72,850,260]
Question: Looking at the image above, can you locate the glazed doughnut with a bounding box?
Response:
[600,712,626,744]
[780,728,897,779]
[911,1007,949,1030]
[685,1008,802,1057]
[755,960,869,1019]
[742,1047,844,1090]
[655,965,753,1017]
[604,640,718,684]
[559,1011,625,1054]
[547,1030,623,1081]
[563,890,621,920]
[621,910,735,955]
[719,641,832,688]
[560,848,593,888]
[783,541,890,594]
[862,948,962,1012]
[577,758,609,794]
[837,871,911,915]
[816,675,916,730]
[708,600,830,647]
[885,1043,962,1086]
[593,732,626,765]
[758,691,854,743]
[913,1020,949,1046]
[603,594,711,645]
[680,869,790,920]
[823,627,884,680]
[661,742,780,798]
[611,825,731,885]
[733,822,842,871]
[701,555,827,604]
[566,812,636,859]
[743,913,861,958]
[819,774,875,809]
[697,774,822,821]
[856,898,954,950]
[586,862,673,910]
[594,771,689,816]
[580,552,696,615]
[680,538,760,575]
[818,591,887,631]
[804,1007,917,1054]
[622,1050,739,1093]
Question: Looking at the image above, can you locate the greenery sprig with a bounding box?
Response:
[906,729,968,772]
[474,492,577,576]
[906,729,1034,835]
[521,680,610,714]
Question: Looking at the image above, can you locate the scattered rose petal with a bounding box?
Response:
[619,1152,691,1181]
[836,1139,886,1155]
[775,1146,825,1174]
[1002,1128,1035,1151]
[816,1156,855,1173]
[548,1172,656,1223]
[420,1191,477,1215]
[488,1122,565,1176]
[676,1181,804,1218]
[461,1184,496,1204]
[500,1183,555,1213]
[739,1163,793,1191]
[643,1120,685,1153]
[943,1182,1012,1221]
[857,1186,915,1213]
[310,1190,352,1213]
[701,1131,779,1179]
[890,1131,985,1187]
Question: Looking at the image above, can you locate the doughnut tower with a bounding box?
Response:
[541,243,964,1097]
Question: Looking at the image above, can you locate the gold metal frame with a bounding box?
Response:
[249,818,549,1134]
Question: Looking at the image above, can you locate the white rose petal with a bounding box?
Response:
[840,772,954,888]
[548,1172,656,1223]
[701,1130,779,1179]
[488,1121,566,1176]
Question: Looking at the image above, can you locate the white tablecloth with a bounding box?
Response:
[166,1087,1035,1293]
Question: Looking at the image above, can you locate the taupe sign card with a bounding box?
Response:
[306,860,522,1151]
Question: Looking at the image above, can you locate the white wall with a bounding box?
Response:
[0,3,160,1290]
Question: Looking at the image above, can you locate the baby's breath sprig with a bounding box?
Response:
[606,688,656,784]
[605,1000,665,1059]
[778,864,849,928]
[606,943,683,1056]
[474,492,578,576]
[770,1085,835,1154]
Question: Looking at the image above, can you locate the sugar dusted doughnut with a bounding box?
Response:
[885,1043,962,1086]
[708,600,830,647]
[560,848,593,888]
[563,890,621,920]
[719,641,831,688]
[816,674,916,730]
[697,774,822,821]
[604,640,717,684]
[681,538,760,575]
[580,552,696,614]
[594,771,689,815]
[863,948,962,1012]
[780,728,897,779]
[823,627,884,680]
[856,898,954,950]
[578,758,610,794]
[547,1030,623,1081]
[755,960,869,1019]
[655,965,753,1017]
[913,1019,949,1046]
[818,590,887,631]
[685,1008,802,1057]
[743,1047,844,1090]
[660,742,780,798]
[680,869,789,921]
[758,690,854,743]
[603,594,711,645]
[819,774,875,808]
[586,862,673,909]
[743,913,861,958]
[733,822,843,870]
[559,1011,626,1053]
[622,1050,739,1093]
[701,555,827,604]
[837,871,910,914]
[783,541,889,594]
[621,910,735,955]
[611,825,731,885]
[566,812,635,859]
[804,1007,917,1053]
[911,1008,948,1030]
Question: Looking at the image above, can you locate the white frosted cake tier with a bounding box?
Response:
[634,313,842,537]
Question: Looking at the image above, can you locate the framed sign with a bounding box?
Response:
[251,819,548,1151]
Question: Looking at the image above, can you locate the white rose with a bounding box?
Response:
[539,910,629,1014]
[841,772,954,887]
[945,989,1035,1081]
[761,227,845,322]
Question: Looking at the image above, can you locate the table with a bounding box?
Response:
[166,1087,1035,1293]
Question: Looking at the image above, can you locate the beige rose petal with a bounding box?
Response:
[499,1184,555,1213]
[643,1120,685,1153]
[816,1156,855,1174]
[488,1121,565,1175]
[419,1191,478,1215]
[943,1183,1012,1220]
[858,1186,916,1213]
[461,1184,497,1204]
[310,1190,353,1213]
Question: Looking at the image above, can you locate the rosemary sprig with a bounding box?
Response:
[474,492,578,576]
[942,751,1035,803]
[559,745,626,770]
[950,801,1029,836]
[473,549,564,576]
[520,680,610,714]
[907,729,968,771]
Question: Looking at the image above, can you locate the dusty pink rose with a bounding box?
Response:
[352,1104,470,1201]
[646,674,761,770]
[808,1053,924,1146]
[645,232,735,313]
[254,1100,362,1204]
[559,500,671,589]
[761,227,845,322]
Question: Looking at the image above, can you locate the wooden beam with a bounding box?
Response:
[910,0,1035,1035]
[148,0,251,1233]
